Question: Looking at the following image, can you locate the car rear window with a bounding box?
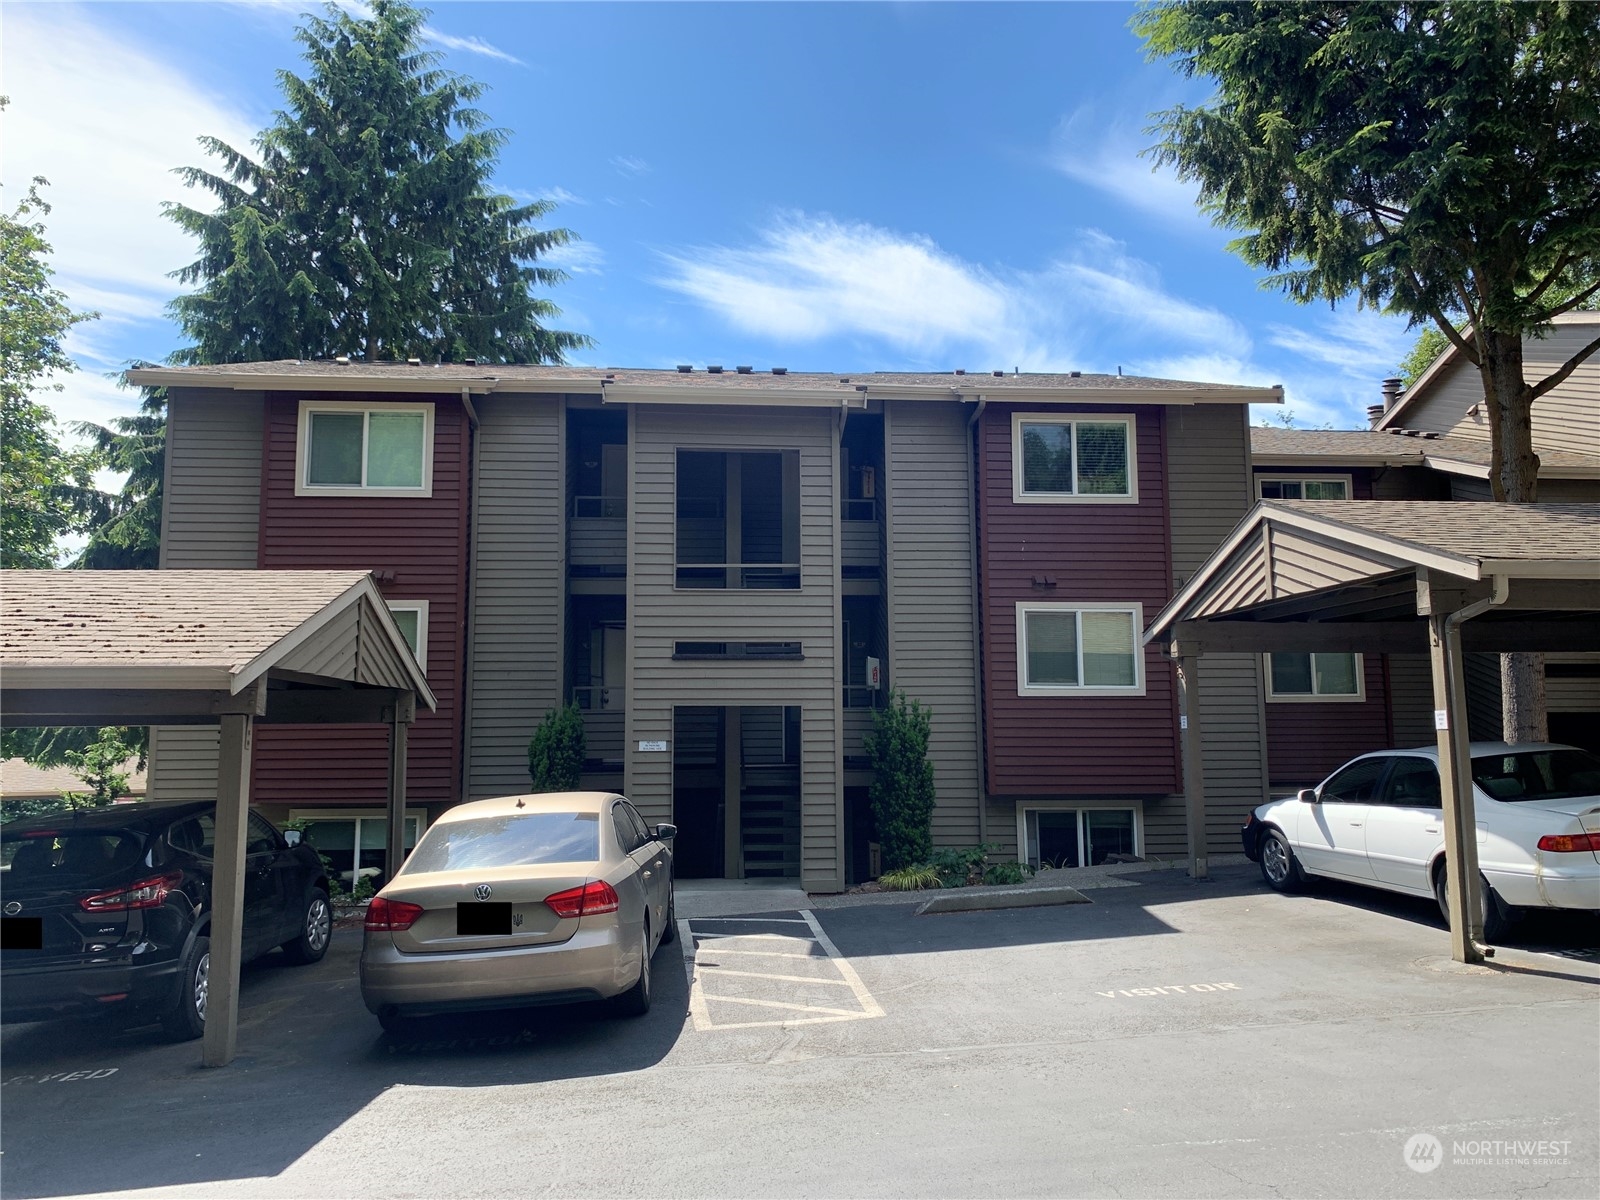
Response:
[0,830,148,886]
[1471,749,1600,803]
[400,812,601,875]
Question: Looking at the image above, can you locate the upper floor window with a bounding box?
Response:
[1267,652,1362,702]
[1012,414,1137,503]
[1016,602,1145,696]
[296,401,434,497]
[1257,475,1350,500]
[386,600,429,672]
[676,448,800,589]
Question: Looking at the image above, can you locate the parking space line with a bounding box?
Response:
[681,910,884,1032]
[701,995,866,1017]
[698,966,854,986]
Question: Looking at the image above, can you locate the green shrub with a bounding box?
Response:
[528,701,586,792]
[984,860,1034,887]
[865,689,936,872]
[877,864,941,891]
[930,844,990,888]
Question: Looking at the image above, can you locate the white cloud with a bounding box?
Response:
[1048,103,1212,231]
[544,241,606,276]
[520,186,589,208]
[610,156,651,177]
[424,28,524,66]
[4,9,261,300]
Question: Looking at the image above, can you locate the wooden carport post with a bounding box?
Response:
[203,682,267,1068]
[385,692,417,885]
[1172,633,1207,880]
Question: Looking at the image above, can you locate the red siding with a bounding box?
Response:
[1265,655,1391,788]
[978,404,1180,796]
[252,392,470,809]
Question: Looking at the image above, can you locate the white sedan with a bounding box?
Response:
[1243,742,1600,939]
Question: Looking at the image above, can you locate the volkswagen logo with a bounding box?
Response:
[474,884,493,901]
[3,901,20,916]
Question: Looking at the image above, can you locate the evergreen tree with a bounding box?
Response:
[0,174,101,568]
[164,0,589,364]
[1138,1,1600,741]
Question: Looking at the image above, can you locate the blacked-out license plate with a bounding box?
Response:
[1,917,44,950]
[457,902,513,936]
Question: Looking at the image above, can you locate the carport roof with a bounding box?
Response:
[1,569,436,707]
[1146,501,1600,642]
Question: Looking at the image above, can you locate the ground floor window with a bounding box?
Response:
[1019,804,1139,870]
[289,810,426,891]
[1266,652,1363,701]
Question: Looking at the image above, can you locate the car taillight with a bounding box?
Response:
[1537,833,1600,853]
[544,880,620,919]
[364,896,424,932]
[79,871,184,912]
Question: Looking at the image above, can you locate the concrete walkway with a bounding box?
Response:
[675,877,811,918]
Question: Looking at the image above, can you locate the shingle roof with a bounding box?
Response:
[1264,500,1600,565]
[127,359,1279,399]
[1,570,374,673]
[1250,427,1600,476]
[0,758,146,799]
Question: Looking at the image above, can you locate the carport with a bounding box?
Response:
[1144,502,1600,964]
[1,570,436,1065]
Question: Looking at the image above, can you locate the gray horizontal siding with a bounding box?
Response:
[625,405,842,890]
[1168,404,1266,852]
[884,401,981,847]
[150,388,263,800]
[465,394,565,798]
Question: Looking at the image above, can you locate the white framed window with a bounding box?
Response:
[1266,652,1365,702]
[1016,602,1145,696]
[1011,413,1137,503]
[385,600,429,673]
[1017,802,1142,870]
[296,401,434,497]
[287,808,428,888]
[1256,475,1351,501]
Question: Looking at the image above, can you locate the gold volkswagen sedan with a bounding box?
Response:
[359,792,675,1031]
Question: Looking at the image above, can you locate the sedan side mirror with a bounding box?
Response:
[655,823,678,841]
[1296,789,1320,804]
[282,829,303,846]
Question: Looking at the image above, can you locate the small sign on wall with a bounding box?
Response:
[866,657,881,689]
[638,740,668,753]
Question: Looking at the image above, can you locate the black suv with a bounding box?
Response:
[1,801,331,1040]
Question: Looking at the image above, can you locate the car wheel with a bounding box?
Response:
[161,935,210,1042]
[280,889,333,965]
[1433,861,1513,942]
[1258,827,1304,893]
[660,887,677,944]
[611,926,653,1017]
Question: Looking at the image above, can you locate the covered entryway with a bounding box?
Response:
[1,569,436,1065]
[1144,501,1599,964]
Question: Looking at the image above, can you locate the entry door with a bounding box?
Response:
[1296,757,1384,880]
[600,625,626,710]
[601,444,627,517]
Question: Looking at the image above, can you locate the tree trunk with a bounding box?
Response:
[1479,327,1547,743]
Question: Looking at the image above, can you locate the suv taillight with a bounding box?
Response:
[364,896,424,932]
[545,880,620,919]
[79,871,184,912]
[1537,833,1600,853]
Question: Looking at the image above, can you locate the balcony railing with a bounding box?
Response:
[842,685,885,710]
[572,494,626,519]
[841,498,876,521]
[676,563,801,590]
[570,685,625,712]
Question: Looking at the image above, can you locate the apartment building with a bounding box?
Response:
[1248,311,1600,784]
[134,361,1280,892]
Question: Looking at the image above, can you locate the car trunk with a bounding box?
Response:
[1520,797,1600,866]
[0,830,146,964]
[380,867,595,954]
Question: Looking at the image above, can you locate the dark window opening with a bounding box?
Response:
[676,449,800,589]
[673,641,803,660]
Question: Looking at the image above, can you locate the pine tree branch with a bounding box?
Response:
[1529,329,1600,402]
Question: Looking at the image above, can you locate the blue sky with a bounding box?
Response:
[6,0,1422,443]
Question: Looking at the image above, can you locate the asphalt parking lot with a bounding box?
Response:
[3,866,1596,1199]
